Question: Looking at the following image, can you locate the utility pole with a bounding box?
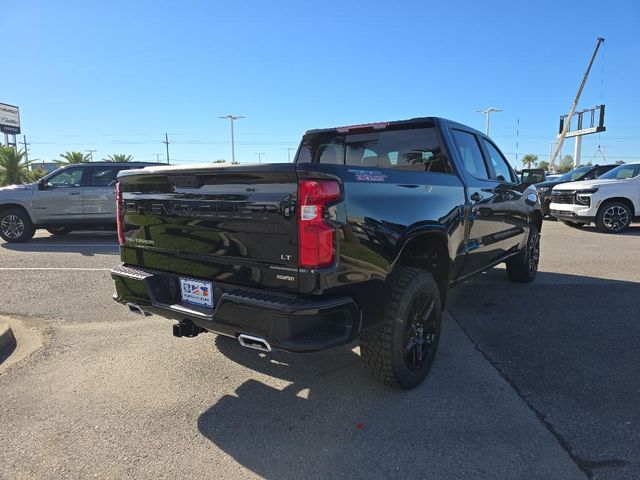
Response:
[476,108,502,136]
[85,149,97,162]
[21,135,30,162]
[550,37,605,169]
[163,133,170,164]
[153,153,161,162]
[283,147,294,163]
[254,152,266,164]
[219,115,244,165]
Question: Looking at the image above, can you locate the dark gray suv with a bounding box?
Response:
[0,162,163,242]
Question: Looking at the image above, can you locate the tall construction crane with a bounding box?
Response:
[550,37,605,169]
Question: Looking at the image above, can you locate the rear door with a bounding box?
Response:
[33,167,86,223]
[83,165,125,221]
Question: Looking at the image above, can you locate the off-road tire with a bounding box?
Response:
[506,224,540,283]
[595,201,632,234]
[359,267,442,390]
[0,208,35,243]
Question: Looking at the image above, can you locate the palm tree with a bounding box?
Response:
[522,154,538,169]
[0,147,32,186]
[105,154,133,162]
[59,151,90,165]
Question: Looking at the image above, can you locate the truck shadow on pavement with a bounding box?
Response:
[1,232,119,256]
[197,270,639,480]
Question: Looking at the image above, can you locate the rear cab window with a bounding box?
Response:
[296,125,453,174]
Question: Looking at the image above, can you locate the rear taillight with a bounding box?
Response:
[115,182,124,245]
[298,179,341,268]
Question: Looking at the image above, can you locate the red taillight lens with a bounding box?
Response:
[115,182,125,245]
[298,180,341,268]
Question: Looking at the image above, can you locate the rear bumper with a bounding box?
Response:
[111,264,360,352]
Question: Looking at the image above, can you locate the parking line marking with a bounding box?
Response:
[0,268,112,271]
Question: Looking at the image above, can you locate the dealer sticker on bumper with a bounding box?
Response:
[180,278,213,308]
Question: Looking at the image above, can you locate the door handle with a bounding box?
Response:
[470,192,483,202]
[69,192,81,196]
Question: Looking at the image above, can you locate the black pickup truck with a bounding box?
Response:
[111,117,542,389]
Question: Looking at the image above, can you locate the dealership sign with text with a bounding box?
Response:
[0,103,21,134]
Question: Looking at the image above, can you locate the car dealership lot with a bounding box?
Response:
[0,224,638,480]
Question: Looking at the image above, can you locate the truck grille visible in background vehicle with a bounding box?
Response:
[551,191,576,204]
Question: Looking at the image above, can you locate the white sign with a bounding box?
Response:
[0,103,21,134]
[557,126,605,139]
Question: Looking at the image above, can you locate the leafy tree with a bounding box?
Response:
[537,160,550,171]
[614,160,625,165]
[0,147,32,186]
[105,154,134,162]
[213,159,226,163]
[558,154,574,173]
[522,154,538,169]
[59,151,90,165]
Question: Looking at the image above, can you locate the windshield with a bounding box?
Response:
[598,163,640,180]
[556,166,591,182]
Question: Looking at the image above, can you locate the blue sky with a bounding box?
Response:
[1,0,639,168]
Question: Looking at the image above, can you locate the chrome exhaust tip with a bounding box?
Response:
[238,334,272,352]
[126,302,149,316]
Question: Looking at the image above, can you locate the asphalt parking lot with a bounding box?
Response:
[0,222,638,480]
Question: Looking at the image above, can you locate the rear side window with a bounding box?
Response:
[296,127,452,173]
[90,166,121,187]
[451,130,489,180]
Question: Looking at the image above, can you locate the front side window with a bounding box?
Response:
[482,139,515,182]
[45,168,84,188]
[451,130,489,180]
[90,167,121,187]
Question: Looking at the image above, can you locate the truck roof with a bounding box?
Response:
[304,116,486,138]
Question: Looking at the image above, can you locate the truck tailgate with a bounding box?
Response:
[117,164,299,292]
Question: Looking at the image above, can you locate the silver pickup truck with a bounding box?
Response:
[0,162,162,242]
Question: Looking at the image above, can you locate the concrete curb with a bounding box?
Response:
[0,322,17,363]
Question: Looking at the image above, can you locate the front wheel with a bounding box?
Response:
[506,224,540,283]
[0,208,35,243]
[46,226,73,236]
[596,201,632,234]
[359,267,442,390]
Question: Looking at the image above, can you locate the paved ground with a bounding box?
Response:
[0,224,638,479]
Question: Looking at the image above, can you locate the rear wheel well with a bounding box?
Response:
[396,234,450,308]
[599,197,635,217]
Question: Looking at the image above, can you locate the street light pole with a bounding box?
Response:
[219,115,244,164]
[85,150,97,162]
[476,108,502,136]
[283,147,294,163]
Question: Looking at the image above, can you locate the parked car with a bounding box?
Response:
[110,117,543,390]
[534,164,616,217]
[0,162,164,242]
[550,162,640,233]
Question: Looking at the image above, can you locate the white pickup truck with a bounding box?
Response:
[550,162,640,233]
